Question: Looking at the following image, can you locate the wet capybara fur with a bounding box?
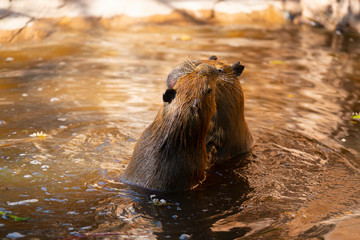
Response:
[122,63,219,192]
[167,56,253,162]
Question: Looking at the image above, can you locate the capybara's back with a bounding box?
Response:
[122,63,219,192]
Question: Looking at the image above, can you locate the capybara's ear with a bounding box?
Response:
[163,89,176,103]
[166,73,178,89]
[231,62,245,76]
[209,55,217,60]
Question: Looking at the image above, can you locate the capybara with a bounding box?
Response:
[122,63,220,192]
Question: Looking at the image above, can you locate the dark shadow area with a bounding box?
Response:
[85,154,252,240]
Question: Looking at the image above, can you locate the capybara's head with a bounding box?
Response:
[162,63,219,142]
[166,56,244,89]
[166,56,252,161]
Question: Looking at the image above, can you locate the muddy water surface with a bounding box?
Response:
[0,25,359,239]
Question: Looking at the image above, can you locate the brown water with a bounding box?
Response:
[0,24,359,239]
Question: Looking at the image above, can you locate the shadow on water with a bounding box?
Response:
[85,154,252,240]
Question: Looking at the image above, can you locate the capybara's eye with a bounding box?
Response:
[207,88,213,95]
[209,55,217,60]
[218,68,224,74]
[163,89,176,103]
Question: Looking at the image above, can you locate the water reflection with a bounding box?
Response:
[0,24,359,239]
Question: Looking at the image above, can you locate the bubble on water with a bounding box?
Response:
[59,125,67,129]
[57,118,67,122]
[5,57,14,62]
[0,223,4,227]
[41,165,49,170]
[0,120,6,125]
[23,174,32,178]
[30,160,41,165]
[50,97,60,102]
[159,199,167,206]
[76,200,85,204]
[21,93,28,97]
